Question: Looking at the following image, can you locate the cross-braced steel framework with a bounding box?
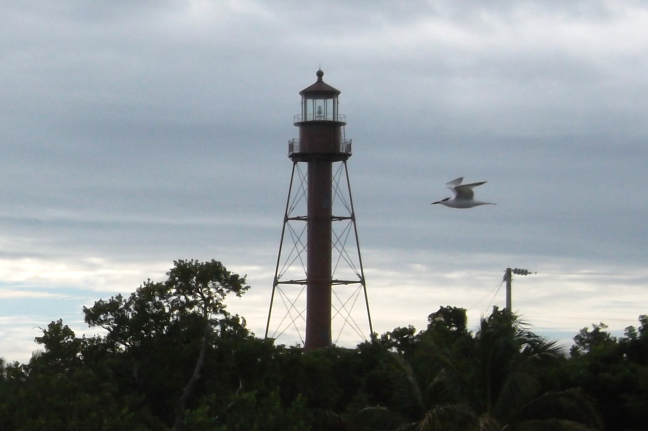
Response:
[265,159,373,346]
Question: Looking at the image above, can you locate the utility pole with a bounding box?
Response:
[503,268,534,312]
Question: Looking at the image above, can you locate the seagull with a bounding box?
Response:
[432,177,495,208]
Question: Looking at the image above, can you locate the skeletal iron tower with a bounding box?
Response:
[265,70,372,350]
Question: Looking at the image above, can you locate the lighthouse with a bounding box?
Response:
[265,70,372,350]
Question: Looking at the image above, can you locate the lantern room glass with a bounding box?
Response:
[302,96,338,121]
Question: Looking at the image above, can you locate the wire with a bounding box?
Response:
[468,280,504,311]
[484,281,503,314]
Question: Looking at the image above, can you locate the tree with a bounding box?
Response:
[570,323,617,358]
[32,319,84,373]
[359,307,602,431]
[452,307,600,430]
[564,315,648,431]
[83,259,249,429]
[620,315,648,365]
[0,323,149,431]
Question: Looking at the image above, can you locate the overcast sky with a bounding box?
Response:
[1,0,647,363]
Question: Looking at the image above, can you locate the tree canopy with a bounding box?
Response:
[1,260,645,431]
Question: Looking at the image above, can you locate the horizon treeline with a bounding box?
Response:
[0,259,646,431]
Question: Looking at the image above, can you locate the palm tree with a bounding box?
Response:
[355,307,602,431]
[428,307,602,431]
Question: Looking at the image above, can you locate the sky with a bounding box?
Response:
[1,0,647,363]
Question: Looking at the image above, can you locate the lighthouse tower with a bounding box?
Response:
[265,70,372,350]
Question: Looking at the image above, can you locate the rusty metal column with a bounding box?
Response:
[305,159,332,349]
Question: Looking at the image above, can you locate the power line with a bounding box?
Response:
[468,279,504,311]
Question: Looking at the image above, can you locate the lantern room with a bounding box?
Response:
[296,69,345,124]
[289,69,351,161]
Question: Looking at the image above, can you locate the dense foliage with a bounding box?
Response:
[1,259,646,430]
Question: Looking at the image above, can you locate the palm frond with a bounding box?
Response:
[493,370,541,419]
[389,353,426,415]
[352,406,405,431]
[311,408,346,429]
[512,388,602,431]
[504,418,600,431]
[418,404,480,431]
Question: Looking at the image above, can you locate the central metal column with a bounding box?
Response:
[306,159,333,349]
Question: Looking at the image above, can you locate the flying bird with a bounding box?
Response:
[432,177,495,208]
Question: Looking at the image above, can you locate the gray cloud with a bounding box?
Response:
[1,0,647,362]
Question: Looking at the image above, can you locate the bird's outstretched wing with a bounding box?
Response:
[454,181,486,200]
[445,177,463,192]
